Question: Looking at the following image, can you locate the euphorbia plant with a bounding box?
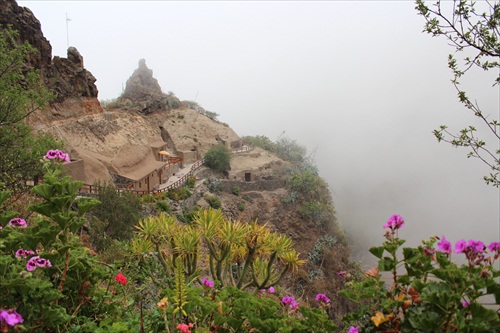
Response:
[341,214,500,332]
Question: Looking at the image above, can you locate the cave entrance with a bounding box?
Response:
[245,173,251,182]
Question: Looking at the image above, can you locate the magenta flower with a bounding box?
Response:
[268,286,275,294]
[455,239,467,253]
[0,309,24,327]
[437,236,452,254]
[281,296,298,310]
[488,241,500,253]
[315,293,330,303]
[462,300,470,307]
[468,240,485,253]
[26,256,52,271]
[45,149,70,163]
[8,218,27,228]
[383,214,404,230]
[337,271,346,276]
[15,248,35,258]
[201,278,214,288]
[348,326,360,333]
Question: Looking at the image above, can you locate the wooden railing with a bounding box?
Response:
[155,158,206,194]
[77,145,252,198]
[77,158,206,197]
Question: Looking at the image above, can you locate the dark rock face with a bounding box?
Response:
[51,47,98,102]
[0,0,52,79]
[122,59,163,100]
[0,0,99,102]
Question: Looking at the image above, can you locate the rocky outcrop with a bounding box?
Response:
[119,59,182,114]
[0,0,99,102]
[50,47,98,102]
[122,59,162,100]
[0,0,52,81]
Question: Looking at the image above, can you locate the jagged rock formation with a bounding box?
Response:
[118,59,182,114]
[0,0,98,102]
[122,59,162,100]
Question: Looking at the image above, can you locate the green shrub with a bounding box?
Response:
[176,206,201,224]
[231,185,240,196]
[156,200,171,213]
[167,187,191,201]
[204,144,231,173]
[87,182,141,249]
[185,176,196,188]
[238,203,245,211]
[205,195,221,209]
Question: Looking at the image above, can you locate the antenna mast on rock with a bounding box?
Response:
[66,13,71,49]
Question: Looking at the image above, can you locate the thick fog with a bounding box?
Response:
[20,1,499,267]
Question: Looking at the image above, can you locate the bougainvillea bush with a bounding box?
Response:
[341,214,500,332]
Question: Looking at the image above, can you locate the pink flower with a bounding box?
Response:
[437,236,452,254]
[348,326,360,333]
[201,278,214,288]
[383,214,404,230]
[115,272,127,286]
[462,300,470,307]
[337,271,346,276]
[281,296,298,310]
[15,248,35,258]
[488,241,500,253]
[468,240,485,253]
[8,218,27,228]
[455,239,467,253]
[26,256,52,271]
[268,286,275,294]
[176,323,193,333]
[0,309,24,327]
[315,293,330,303]
[44,149,70,163]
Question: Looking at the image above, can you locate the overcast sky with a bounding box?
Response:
[19,0,499,266]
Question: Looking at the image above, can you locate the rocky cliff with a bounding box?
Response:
[0,0,98,102]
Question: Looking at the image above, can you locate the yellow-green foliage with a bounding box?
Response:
[133,208,306,291]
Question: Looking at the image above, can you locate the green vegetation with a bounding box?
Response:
[0,26,61,195]
[86,182,141,252]
[341,215,500,332]
[204,144,231,173]
[205,194,221,209]
[416,0,500,187]
[231,185,240,196]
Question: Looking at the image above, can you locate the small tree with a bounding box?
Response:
[86,182,141,251]
[0,26,58,193]
[416,0,500,186]
[204,144,231,173]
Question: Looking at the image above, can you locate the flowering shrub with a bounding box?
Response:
[0,150,130,332]
[341,214,500,332]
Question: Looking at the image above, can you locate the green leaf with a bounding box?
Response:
[31,183,54,200]
[76,197,101,215]
[369,246,385,259]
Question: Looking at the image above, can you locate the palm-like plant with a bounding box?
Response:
[134,208,306,293]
